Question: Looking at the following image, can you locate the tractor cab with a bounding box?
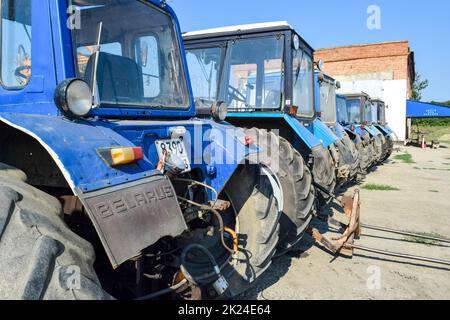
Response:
[372,98,395,160]
[372,98,394,135]
[184,22,346,206]
[314,71,359,180]
[0,0,284,300]
[343,93,386,163]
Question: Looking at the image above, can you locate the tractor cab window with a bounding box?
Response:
[318,81,337,124]
[292,49,314,117]
[220,36,284,110]
[70,0,189,109]
[347,99,361,124]
[370,102,378,125]
[337,96,349,124]
[377,102,386,124]
[186,47,222,110]
[363,101,373,124]
[1,0,32,88]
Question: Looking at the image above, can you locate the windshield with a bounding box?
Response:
[186,47,221,110]
[337,96,349,124]
[319,81,337,123]
[347,99,362,124]
[293,49,314,117]
[219,36,284,110]
[70,0,189,109]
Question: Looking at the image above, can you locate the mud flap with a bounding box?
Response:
[79,175,187,268]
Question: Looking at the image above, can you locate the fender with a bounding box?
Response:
[309,119,340,148]
[227,112,322,150]
[365,125,383,138]
[332,123,346,140]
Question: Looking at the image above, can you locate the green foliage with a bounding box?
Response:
[411,72,429,101]
[412,118,450,127]
[362,184,400,191]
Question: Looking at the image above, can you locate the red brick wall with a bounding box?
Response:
[314,41,415,97]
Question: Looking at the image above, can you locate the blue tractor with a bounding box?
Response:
[336,94,373,176]
[314,71,361,181]
[0,0,284,300]
[372,98,395,161]
[342,93,386,165]
[183,22,354,222]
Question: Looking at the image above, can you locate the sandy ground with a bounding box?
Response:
[242,143,450,300]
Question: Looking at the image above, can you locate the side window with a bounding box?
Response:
[135,35,160,98]
[186,47,221,109]
[1,0,32,88]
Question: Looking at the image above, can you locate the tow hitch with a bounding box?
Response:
[308,189,361,257]
[308,187,450,267]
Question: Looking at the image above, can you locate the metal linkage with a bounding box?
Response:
[361,224,450,245]
[346,244,450,267]
[307,187,450,268]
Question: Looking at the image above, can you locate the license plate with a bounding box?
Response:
[155,138,191,173]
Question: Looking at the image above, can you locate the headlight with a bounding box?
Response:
[54,78,93,118]
[211,101,228,122]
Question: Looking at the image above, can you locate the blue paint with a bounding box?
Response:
[407,100,450,118]
[308,119,340,148]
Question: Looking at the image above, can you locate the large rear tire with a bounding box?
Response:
[0,164,109,300]
[244,129,315,251]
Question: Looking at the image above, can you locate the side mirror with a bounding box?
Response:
[317,72,325,82]
[315,59,325,71]
[335,81,341,89]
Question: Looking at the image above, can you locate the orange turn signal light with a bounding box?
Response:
[110,147,143,166]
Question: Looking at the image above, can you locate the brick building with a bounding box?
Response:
[315,41,415,141]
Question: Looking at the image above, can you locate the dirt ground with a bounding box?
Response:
[242,143,450,300]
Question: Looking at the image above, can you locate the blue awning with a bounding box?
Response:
[407,100,450,118]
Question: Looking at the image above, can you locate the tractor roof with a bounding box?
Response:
[341,92,371,100]
[183,21,294,40]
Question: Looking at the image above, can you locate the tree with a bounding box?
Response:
[411,72,429,101]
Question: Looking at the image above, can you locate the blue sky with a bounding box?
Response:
[169,0,450,102]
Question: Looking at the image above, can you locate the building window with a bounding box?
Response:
[1,0,32,89]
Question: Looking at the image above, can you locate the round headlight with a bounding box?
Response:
[293,34,300,50]
[54,78,93,118]
[211,101,228,122]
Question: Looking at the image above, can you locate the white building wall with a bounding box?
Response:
[337,77,407,141]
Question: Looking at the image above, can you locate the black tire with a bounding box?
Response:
[382,135,394,161]
[352,135,370,181]
[0,164,109,300]
[340,133,360,181]
[329,141,351,185]
[222,164,281,296]
[310,145,336,212]
[244,129,314,250]
[372,135,383,164]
